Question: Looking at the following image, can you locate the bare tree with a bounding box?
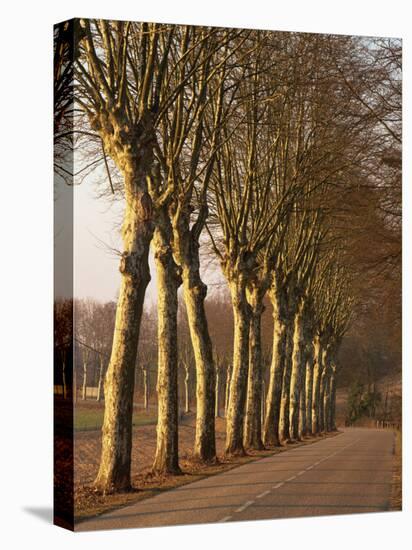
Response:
[209,33,291,455]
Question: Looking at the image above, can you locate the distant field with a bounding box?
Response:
[74,402,157,431]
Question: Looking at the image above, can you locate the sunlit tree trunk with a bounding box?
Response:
[311,334,322,435]
[95,171,153,492]
[329,363,337,430]
[215,365,220,418]
[81,349,89,401]
[319,348,328,432]
[152,216,181,475]
[261,379,266,428]
[305,352,314,435]
[298,351,307,438]
[244,292,265,450]
[278,323,293,443]
[263,288,287,447]
[183,273,216,460]
[183,362,190,414]
[319,372,325,432]
[142,366,149,411]
[289,302,305,441]
[173,221,216,462]
[225,365,231,418]
[225,279,250,456]
[96,356,104,402]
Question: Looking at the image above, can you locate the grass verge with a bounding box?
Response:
[74,407,156,431]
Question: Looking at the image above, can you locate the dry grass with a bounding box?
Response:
[390,429,402,511]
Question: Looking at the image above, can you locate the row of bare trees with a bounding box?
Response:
[54,20,401,494]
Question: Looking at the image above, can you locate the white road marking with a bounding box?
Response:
[256,490,271,499]
[219,436,361,524]
[235,500,255,513]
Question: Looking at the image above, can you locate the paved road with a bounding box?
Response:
[77,428,394,531]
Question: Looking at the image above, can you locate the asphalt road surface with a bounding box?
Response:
[77,428,395,531]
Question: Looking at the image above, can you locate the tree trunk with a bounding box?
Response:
[323,372,331,432]
[225,280,250,456]
[319,348,328,433]
[329,364,337,430]
[289,304,304,441]
[305,352,314,436]
[82,360,88,400]
[142,367,149,411]
[183,274,216,461]
[263,310,287,448]
[320,365,328,433]
[62,354,67,400]
[261,379,266,428]
[215,366,220,418]
[278,323,293,443]
[298,351,307,438]
[97,356,104,402]
[173,216,216,461]
[244,295,264,450]
[73,361,77,403]
[225,365,231,418]
[152,219,181,475]
[94,178,153,493]
[183,364,190,414]
[311,334,322,435]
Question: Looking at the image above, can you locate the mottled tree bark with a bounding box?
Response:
[215,366,220,418]
[278,324,293,443]
[225,365,232,418]
[152,216,181,475]
[183,362,190,414]
[329,364,337,430]
[184,274,216,460]
[94,169,153,492]
[298,352,307,439]
[305,353,314,435]
[225,280,250,456]
[319,348,328,433]
[244,292,265,450]
[261,379,266,428]
[289,302,305,441]
[311,334,322,435]
[263,286,288,447]
[172,218,216,462]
